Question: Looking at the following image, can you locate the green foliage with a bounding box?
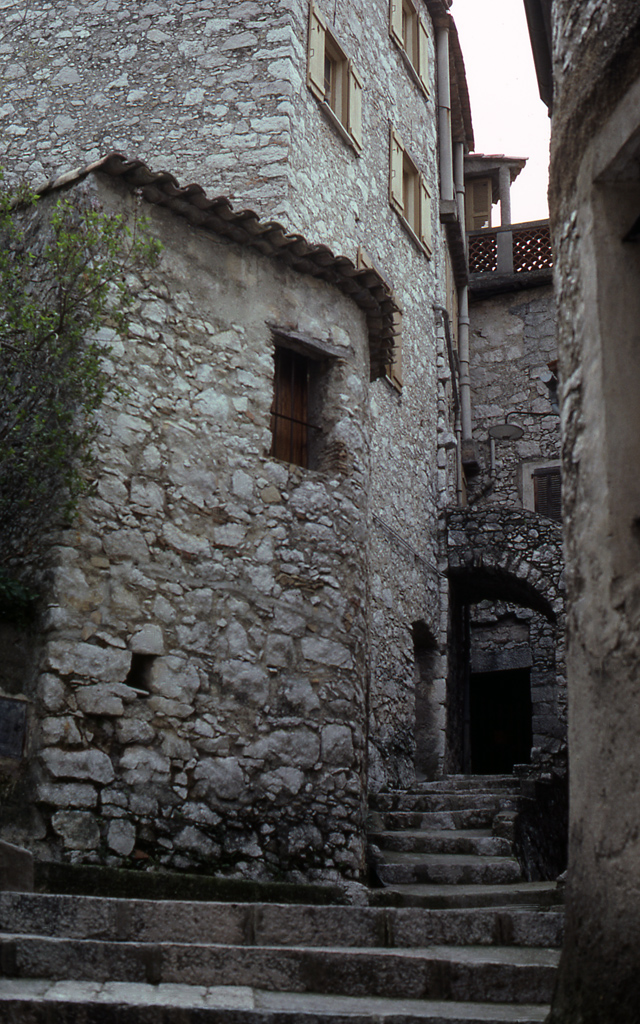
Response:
[0,569,35,622]
[0,173,161,564]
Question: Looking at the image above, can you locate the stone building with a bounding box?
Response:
[0,0,476,880]
[444,152,564,780]
[0,0,566,884]
[526,0,640,1019]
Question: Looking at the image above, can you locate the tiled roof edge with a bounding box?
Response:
[37,153,398,379]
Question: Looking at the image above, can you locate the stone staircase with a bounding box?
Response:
[0,775,563,1023]
[367,774,563,1018]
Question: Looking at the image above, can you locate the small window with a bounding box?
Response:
[385,314,403,391]
[390,0,430,97]
[308,3,363,152]
[466,177,493,231]
[533,467,562,521]
[356,246,403,390]
[270,347,313,468]
[390,128,432,255]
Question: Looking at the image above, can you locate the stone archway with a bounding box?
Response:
[446,507,565,775]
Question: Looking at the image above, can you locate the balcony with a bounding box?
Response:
[468,219,554,295]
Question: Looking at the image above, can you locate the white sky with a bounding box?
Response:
[450,0,551,223]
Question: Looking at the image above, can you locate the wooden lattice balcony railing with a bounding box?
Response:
[469,220,553,276]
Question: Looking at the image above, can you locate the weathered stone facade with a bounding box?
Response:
[446,505,565,774]
[5,171,378,879]
[467,284,559,509]
[0,0,569,891]
[538,0,640,1018]
[1,0,472,806]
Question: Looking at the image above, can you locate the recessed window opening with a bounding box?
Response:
[402,1,418,66]
[533,466,562,521]
[125,653,155,696]
[403,155,418,231]
[390,0,429,96]
[324,37,346,122]
[270,347,322,469]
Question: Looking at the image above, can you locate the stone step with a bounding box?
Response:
[0,893,562,949]
[412,777,518,794]
[0,979,551,1023]
[368,810,500,832]
[0,934,559,1004]
[370,831,512,857]
[370,882,561,911]
[369,794,519,814]
[376,855,523,888]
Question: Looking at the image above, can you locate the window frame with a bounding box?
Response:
[520,459,562,520]
[270,346,314,469]
[390,0,430,99]
[308,2,363,154]
[357,247,403,390]
[389,127,432,256]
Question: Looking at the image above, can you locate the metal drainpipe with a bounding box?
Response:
[454,141,466,248]
[458,285,472,441]
[437,25,454,203]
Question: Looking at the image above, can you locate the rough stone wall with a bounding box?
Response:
[548,2,640,1019]
[1,0,295,213]
[446,506,566,770]
[467,285,559,509]
[1,0,456,793]
[3,176,374,881]
[469,602,564,765]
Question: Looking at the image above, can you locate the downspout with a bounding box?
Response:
[435,306,463,506]
[458,286,472,441]
[437,24,454,204]
[454,141,466,249]
[454,140,472,442]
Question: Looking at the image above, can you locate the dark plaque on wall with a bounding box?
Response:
[0,698,27,759]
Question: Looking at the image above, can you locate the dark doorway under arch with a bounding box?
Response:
[470,667,532,773]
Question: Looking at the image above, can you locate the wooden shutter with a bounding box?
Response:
[271,348,309,468]
[385,299,403,390]
[467,177,493,231]
[308,3,327,101]
[347,61,363,152]
[420,174,432,255]
[390,0,403,45]
[417,16,430,94]
[533,467,562,521]
[390,128,405,213]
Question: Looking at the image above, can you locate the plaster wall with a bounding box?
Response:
[2,176,374,881]
[549,2,640,1018]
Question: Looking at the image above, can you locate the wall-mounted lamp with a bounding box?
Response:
[488,412,525,441]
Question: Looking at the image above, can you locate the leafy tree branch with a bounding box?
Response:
[0,174,161,578]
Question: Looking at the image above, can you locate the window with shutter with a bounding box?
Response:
[307,3,363,153]
[467,177,493,231]
[385,306,404,391]
[390,0,430,98]
[533,467,562,521]
[420,174,432,255]
[390,127,432,256]
[270,348,311,468]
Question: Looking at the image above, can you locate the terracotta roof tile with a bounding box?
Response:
[38,153,400,378]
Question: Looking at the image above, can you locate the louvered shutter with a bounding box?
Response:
[390,0,403,45]
[417,17,430,95]
[308,4,327,101]
[347,61,363,152]
[390,129,405,213]
[420,174,432,255]
[533,468,562,521]
[467,177,493,231]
